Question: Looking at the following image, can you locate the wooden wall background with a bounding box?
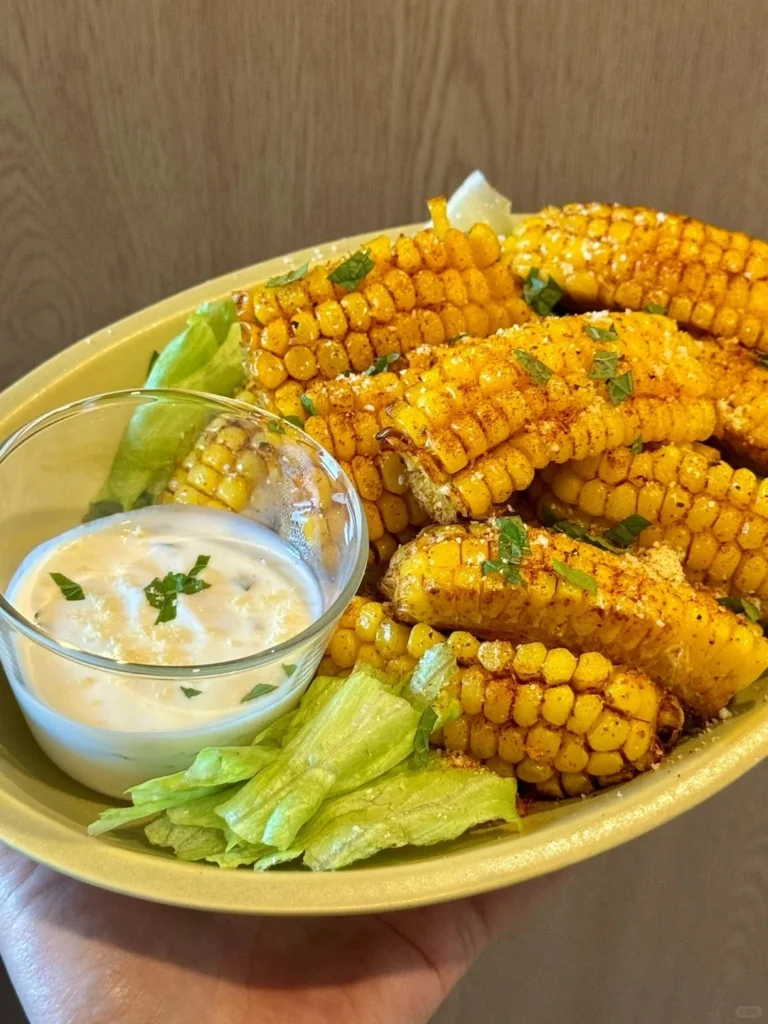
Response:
[1,0,768,1020]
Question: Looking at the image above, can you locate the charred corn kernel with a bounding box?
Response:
[382,521,768,716]
[327,598,682,796]
[448,631,482,664]
[354,602,386,642]
[513,642,548,679]
[539,442,768,602]
[385,313,715,523]
[508,203,768,353]
[541,648,578,686]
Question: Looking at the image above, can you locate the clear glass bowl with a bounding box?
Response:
[0,389,367,797]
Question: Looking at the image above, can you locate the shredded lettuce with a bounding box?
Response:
[144,815,229,861]
[254,755,521,872]
[91,297,244,512]
[128,746,277,804]
[216,666,421,850]
[87,786,226,837]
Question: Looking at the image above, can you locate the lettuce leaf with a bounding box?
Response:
[87,786,226,837]
[264,755,521,872]
[216,666,421,850]
[92,297,245,511]
[145,815,229,861]
[127,746,277,804]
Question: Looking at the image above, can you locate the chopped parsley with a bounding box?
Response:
[482,516,530,587]
[266,263,309,288]
[267,419,285,434]
[283,415,304,428]
[412,705,438,768]
[328,250,375,291]
[552,559,597,596]
[522,268,564,316]
[643,303,668,315]
[144,555,211,625]
[282,663,297,677]
[754,352,768,369]
[446,332,470,345]
[588,349,620,380]
[515,349,552,386]
[50,573,85,601]
[542,509,650,554]
[630,435,644,455]
[584,322,619,342]
[180,686,202,699]
[366,352,400,376]
[300,394,317,417]
[241,683,279,703]
[717,596,760,623]
[606,370,635,405]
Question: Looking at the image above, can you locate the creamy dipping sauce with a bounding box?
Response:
[6,506,322,732]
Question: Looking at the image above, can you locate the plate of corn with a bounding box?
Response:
[2,171,768,914]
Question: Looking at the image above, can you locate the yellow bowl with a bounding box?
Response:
[1,220,767,915]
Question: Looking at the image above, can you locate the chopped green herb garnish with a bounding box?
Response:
[82,499,124,524]
[585,322,619,342]
[240,683,278,703]
[266,263,309,288]
[754,352,768,369]
[282,663,297,677]
[366,352,400,376]
[328,250,375,291]
[446,332,470,345]
[144,556,211,624]
[717,596,760,623]
[300,394,317,417]
[268,419,286,434]
[644,303,668,315]
[601,514,651,551]
[606,371,634,405]
[411,705,438,768]
[552,559,597,596]
[588,349,620,380]
[180,687,202,699]
[283,415,304,428]
[522,268,564,316]
[148,350,160,374]
[515,349,552,386]
[482,516,529,587]
[630,435,644,455]
[188,554,210,577]
[50,573,85,601]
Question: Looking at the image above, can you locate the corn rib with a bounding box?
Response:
[506,203,768,352]
[380,312,716,523]
[235,198,533,416]
[381,522,768,717]
[320,598,684,799]
[535,441,768,603]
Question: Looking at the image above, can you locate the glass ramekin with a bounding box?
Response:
[0,390,367,797]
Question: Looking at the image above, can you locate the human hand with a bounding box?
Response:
[0,843,557,1024]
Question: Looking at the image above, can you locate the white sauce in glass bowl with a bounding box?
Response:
[5,506,322,732]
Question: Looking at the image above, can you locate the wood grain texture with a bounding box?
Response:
[1,1,767,1022]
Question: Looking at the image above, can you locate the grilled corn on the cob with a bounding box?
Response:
[236,198,533,415]
[381,311,716,523]
[696,337,768,470]
[534,442,768,602]
[321,598,684,798]
[507,203,768,352]
[381,522,768,717]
